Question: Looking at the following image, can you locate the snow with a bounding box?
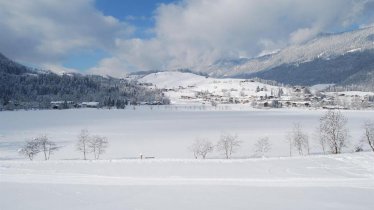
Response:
[326,91,374,97]
[347,48,362,53]
[1,108,374,160]
[81,101,100,106]
[1,108,374,209]
[1,153,374,210]
[203,26,374,76]
[139,71,208,89]
[139,71,288,104]
[310,84,334,92]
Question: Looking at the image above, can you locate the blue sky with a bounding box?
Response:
[64,0,178,71]
[96,0,176,37]
[0,0,373,76]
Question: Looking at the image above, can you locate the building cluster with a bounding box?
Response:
[50,101,100,109]
[173,85,374,110]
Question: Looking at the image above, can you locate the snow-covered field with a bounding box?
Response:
[1,153,374,210]
[1,108,374,160]
[1,108,374,209]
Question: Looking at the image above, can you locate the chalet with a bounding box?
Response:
[80,102,100,108]
[50,101,75,109]
[181,96,195,100]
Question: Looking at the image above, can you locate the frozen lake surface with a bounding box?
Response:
[1,106,374,160]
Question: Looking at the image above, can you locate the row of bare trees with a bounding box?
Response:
[19,129,109,160]
[190,133,241,159]
[190,133,272,159]
[290,110,374,155]
[18,111,374,160]
[190,110,374,159]
[285,111,349,156]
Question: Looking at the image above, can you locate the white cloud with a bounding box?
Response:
[1,0,374,76]
[289,27,320,45]
[0,0,132,66]
[95,0,373,74]
[89,57,131,77]
[41,63,79,75]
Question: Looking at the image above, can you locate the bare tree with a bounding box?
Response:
[18,139,40,160]
[319,110,349,154]
[254,137,271,157]
[35,135,59,160]
[88,135,109,160]
[319,131,327,155]
[216,133,241,159]
[211,100,218,108]
[76,129,91,160]
[285,133,293,157]
[363,120,374,152]
[287,123,309,155]
[189,138,214,159]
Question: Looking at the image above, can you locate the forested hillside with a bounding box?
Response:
[0,53,169,110]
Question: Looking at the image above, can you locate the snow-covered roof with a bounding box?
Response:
[81,102,99,106]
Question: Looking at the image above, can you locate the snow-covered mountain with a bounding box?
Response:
[196,27,374,86]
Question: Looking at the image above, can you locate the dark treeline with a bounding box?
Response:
[0,53,169,110]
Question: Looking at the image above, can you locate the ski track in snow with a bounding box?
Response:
[1,152,374,210]
[1,153,373,187]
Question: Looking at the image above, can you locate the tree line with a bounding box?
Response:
[19,129,109,160]
[189,133,271,159]
[0,53,169,110]
[17,110,374,160]
[189,110,374,159]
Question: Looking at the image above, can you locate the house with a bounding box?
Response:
[50,101,74,109]
[181,96,195,100]
[80,102,100,108]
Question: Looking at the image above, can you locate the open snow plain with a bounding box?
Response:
[1,153,374,210]
[1,107,374,159]
[1,107,374,210]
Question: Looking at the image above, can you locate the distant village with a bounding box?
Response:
[3,78,374,111]
[138,79,374,110]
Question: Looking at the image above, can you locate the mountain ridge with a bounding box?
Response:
[193,26,374,87]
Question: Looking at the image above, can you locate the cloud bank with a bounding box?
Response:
[0,0,131,68]
[0,0,374,76]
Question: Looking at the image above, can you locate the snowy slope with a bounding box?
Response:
[139,71,208,89]
[139,71,289,104]
[1,153,374,210]
[203,26,374,77]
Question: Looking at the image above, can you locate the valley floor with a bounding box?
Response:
[1,153,374,210]
[1,108,374,159]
